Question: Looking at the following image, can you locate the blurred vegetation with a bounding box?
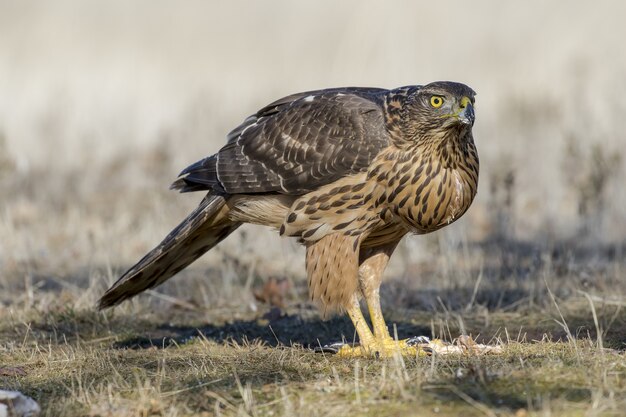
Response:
[0,131,13,183]
[562,136,622,238]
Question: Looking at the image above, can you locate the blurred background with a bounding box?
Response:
[0,1,624,313]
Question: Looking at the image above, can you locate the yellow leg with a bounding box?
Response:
[339,294,376,356]
[366,288,393,342]
[337,291,421,357]
[359,244,397,342]
[335,242,424,357]
[362,284,421,356]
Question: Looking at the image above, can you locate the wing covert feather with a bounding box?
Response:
[172,88,391,195]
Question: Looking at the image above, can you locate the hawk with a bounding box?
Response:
[99,81,479,357]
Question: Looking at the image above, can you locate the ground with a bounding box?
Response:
[2,243,626,416]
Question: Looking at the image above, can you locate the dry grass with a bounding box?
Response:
[1,1,626,416]
[3,301,626,416]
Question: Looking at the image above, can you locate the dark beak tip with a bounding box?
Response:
[462,104,475,126]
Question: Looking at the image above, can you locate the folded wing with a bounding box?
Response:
[171,87,391,195]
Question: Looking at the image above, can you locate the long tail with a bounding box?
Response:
[98,194,241,309]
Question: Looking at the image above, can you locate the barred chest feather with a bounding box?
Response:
[370,145,478,234]
[279,141,478,243]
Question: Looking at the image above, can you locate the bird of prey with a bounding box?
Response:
[99,81,479,357]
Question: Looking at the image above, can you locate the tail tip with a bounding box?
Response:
[96,298,111,311]
[97,292,121,311]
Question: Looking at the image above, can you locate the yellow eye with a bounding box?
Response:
[430,96,444,108]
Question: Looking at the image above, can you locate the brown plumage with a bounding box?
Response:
[99,81,479,357]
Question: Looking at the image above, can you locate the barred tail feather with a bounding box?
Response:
[98,194,240,309]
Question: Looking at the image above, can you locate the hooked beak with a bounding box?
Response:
[458,96,475,126]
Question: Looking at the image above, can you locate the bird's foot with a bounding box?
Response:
[317,335,503,358]
[319,336,432,358]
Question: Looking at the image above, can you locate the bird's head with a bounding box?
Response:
[388,81,476,146]
[416,81,475,127]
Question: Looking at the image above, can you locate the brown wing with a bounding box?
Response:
[171,87,391,195]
